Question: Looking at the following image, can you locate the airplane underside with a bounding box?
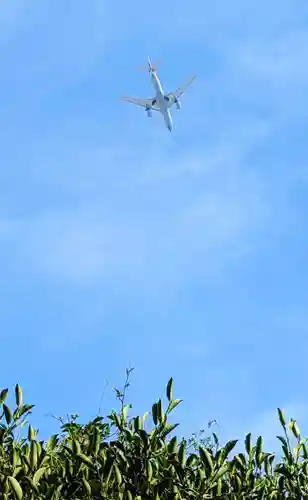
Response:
[121,59,195,131]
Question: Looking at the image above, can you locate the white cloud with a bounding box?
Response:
[0,1,128,90]
[0,122,274,289]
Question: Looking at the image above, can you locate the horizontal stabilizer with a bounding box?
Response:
[121,96,160,111]
[137,58,161,72]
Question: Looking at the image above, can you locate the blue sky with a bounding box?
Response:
[1,0,308,451]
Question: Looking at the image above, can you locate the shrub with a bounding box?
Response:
[0,375,307,499]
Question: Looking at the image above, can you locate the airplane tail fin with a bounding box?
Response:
[137,57,160,72]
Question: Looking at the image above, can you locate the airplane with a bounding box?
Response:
[121,57,196,132]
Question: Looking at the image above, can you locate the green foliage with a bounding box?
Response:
[0,377,307,499]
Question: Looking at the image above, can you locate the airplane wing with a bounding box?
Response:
[121,96,160,110]
[167,75,196,104]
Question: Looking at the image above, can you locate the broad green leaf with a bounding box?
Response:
[157,399,163,421]
[277,408,286,428]
[168,436,177,454]
[134,416,142,431]
[160,423,179,440]
[142,411,149,424]
[214,464,228,481]
[187,453,198,467]
[178,440,186,468]
[199,447,213,473]
[245,433,252,455]
[3,404,12,425]
[146,460,153,481]
[14,404,34,421]
[33,467,46,486]
[166,399,183,415]
[152,402,158,426]
[46,434,58,451]
[114,464,122,485]
[93,428,101,455]
[166,377,173,402]
[77,453,93,467]
[276,435,288,449]
[23,476,38,494]
[28,425,36,441]
[122,404,131,422]
[222,439,238,460]
[12,466,23,478]
[301,442,308,460]
[8,476,23,500]
[15,385,23,408]
[125,491,133,500]
[212,432,219,447]
[82,477,91,495]
[216,478,222,496]
[291,420,300,439]
[71,438,81,455]
[255,436,263,467]
[136,428,149,448]
[0,388,8,404]
[30,441,38,469]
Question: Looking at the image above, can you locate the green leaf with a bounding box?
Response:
[146,460,153,481]
[222,439,238,460]
[15,385,23,408]
[160,423,179,440]
[291,420,300,439]
[245,433,252,455]
[8,476,23,500]
[136,428,149,448]
[212,432,219,447]
[152,402,158,426]
[77,453,93,467]
[28,425,36,441]
[157,399,163,421]
[125,491,133,500]
[277,408,286,428]
[0,388,8,404]
[134,416,142,431]
[214,464,228,481]
[23,476,38,494]
[276,435,288,448]
[114,464,122,485]
[33,467,46,486]
[82,477,92,495]
[168,436,177,454]
[46,434,58,451]
[71,438,81,455]
[122,404,131,422]
[216,478,222,496]
[166,378,173,402]
[30,441,38,469]
[187,453,198,467]
[199,447,213,473]
[14,404,34,421]
[3,404,12,425]
[255,436,263,467]
[301,441,308,460]
[178,441,186,468]
[166,399,182,415]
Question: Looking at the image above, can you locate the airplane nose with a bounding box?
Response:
[168,124,172,132]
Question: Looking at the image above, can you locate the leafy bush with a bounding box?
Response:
[0,374,307,499]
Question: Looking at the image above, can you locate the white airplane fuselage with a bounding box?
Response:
[150,70,173,132]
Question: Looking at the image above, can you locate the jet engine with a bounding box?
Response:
[174,98,181,110]
[145,106,152,117]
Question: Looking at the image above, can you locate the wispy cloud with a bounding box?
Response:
[0,116,278,293]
